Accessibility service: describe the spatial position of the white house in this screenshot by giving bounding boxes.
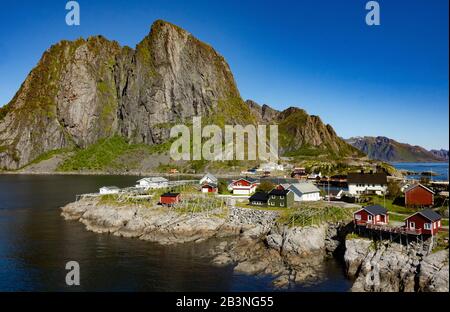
[230,178,259,195]
[136,177,169,189]
[199,173,218,185]
[258,162,284,172]
[286,183,321,202]
[99,186,120,195]
[347,171,387,196]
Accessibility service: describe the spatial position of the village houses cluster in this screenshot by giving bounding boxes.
[98,164,444,238]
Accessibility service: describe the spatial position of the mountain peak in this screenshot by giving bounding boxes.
[346,136,447,162]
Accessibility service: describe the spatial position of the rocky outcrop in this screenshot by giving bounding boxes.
[61,198,337,288]
[344,238,449,292]
[418,250,449,292]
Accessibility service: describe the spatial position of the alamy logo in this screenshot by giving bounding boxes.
[170,117,279,162]
[65,1,80,26]
[366,1,380,26]
[65,261,80,286]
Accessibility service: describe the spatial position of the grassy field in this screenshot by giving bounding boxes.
[369,196,416,214]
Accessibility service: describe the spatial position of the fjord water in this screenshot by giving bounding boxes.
[391,162,449,181]
[0,175,351,292]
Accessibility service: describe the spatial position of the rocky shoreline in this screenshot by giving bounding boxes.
[344,239,449,292]
[61,198,449,291]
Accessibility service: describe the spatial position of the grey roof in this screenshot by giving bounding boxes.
[201,172,218,183]
[138,177,169,183]
[411,209,442,222]
[201,182,218,188]
[289,183,321,195]
[404,183,435,194]
[269,189,290,196]
[249,192,269,202]
[362,205,388,216]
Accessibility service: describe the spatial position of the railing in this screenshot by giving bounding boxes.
[355,220,423,235]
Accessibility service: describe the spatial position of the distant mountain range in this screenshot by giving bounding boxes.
[346,136,448,163]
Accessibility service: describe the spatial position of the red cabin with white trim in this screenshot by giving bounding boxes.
[230,178,258,195]
[404,209,442,235]
[201,183,218,193]
[354,205,389,225]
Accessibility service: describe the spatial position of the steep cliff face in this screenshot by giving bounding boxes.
[0,36,123,169]
[1,20,359,170]
[0,20,249,169]
[346,136,446,162]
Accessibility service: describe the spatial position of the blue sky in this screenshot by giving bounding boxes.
[0,0,448,149]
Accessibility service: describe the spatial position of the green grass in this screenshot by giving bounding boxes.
[277,205,357,227]
[433,231,449,253]
[21,149,71,169]
[58,136,153,171]
[388,213,407,223]
[369,196,416,214]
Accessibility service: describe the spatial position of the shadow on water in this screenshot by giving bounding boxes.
[0,174,351,291]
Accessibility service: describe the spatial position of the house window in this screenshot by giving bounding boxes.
[280,203,284,207]
[368,215,373,223]
[271,196,276,199]
[438,221,441,227]
[280,196,284,200]
[355,214,361,220]
[434,222,437,229]
[409,222,415,229]
[424,223,431,230]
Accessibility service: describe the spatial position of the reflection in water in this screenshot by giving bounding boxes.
[0,175,351,291]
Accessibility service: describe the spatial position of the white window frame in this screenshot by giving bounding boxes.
[424,223,432,230]
[368,215,373,223]
[355,214,361,221]
[409,222,415,229]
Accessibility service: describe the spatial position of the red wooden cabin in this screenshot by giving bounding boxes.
[404,209,442,235]
[160,192,181,205]
[404,184,435,207]
[201,183,218,193]
[354,205,389,225]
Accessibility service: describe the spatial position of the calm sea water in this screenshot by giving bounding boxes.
[0,175,351,292]
[391,162,449,181]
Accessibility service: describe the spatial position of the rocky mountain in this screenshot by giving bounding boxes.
[346,136,447,162]
[248,100,362,157]
[430,149,449,161]
[0,20,360,171]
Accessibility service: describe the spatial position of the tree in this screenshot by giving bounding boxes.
[218,181,229,194]
[387,180,401,199]
[256,181,275,193]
